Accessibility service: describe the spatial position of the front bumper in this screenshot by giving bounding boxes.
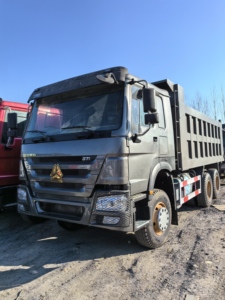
[17,185,133,232]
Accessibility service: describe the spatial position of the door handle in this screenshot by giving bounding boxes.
[153,137,158,142]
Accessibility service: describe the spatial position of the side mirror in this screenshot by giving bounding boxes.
[145,113,159,124]
[6,113,18,147]
[7,113,17,129]
[143,88,157,113]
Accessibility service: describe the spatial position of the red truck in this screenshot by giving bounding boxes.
[0,98,28,210]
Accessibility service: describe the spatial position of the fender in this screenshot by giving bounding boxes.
[148,161,173,191]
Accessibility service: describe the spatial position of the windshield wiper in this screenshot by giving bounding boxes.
[26,130,54,142]
[61,125,94,131]
[61,125,110,139]
[27,130,47,135]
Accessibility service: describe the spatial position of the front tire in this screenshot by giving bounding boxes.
[135,190,171,249]
[20,213,46,224]
[57,220,84,231]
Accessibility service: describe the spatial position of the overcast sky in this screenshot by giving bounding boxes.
[1,0,225,104]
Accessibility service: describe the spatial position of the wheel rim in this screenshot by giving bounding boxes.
[215,175,220,191]
[152,202,170,236]
[207,180,212,198]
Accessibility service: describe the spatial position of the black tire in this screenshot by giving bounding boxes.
[20,213,46,224]
[196,172,213,207]
[185,198,197,207]
[208,168,220,199]
[135,190,171,249]
[57,220,84,231]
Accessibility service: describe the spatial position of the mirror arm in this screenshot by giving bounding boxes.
[132,124,151,143]
[128,79,148,88]
[5,137,13,149]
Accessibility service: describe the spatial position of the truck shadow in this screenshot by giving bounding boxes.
[1,193,225,292]
[0,209,145,291]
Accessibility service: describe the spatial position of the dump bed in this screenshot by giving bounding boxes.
[153,80,223,171]
[177,101,223,170]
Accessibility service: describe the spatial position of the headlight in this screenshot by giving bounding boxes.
[96,194,128,212]
[17,188,27,201]
[19,160,25,179]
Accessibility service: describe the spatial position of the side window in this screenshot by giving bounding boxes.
[15,110,27,137]
[131,85,148,133]
[2,110,10,144]
[156,96,165,129]
[1,110,27,143]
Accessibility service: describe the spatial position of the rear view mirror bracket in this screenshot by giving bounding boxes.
[5,113,18,148]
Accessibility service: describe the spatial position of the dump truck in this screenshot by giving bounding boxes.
[0,98,28,210]
[17,67,223,248]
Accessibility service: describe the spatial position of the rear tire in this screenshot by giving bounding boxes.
[196,172,213,207]
[57,220,84,231]
[208,168,220,199]
[135,190,171,249]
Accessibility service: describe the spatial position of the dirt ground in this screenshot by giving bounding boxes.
[0,185,225,300]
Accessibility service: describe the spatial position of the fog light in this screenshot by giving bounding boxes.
[96,194,128,211]
[103,216,120,225]
[18,203,26,212]
[17,188,27,201]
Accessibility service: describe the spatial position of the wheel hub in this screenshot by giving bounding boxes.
[157,207,169,232]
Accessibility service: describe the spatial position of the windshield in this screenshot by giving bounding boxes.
[24,87,124,142]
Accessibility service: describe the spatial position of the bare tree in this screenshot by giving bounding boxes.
[221,85,225,122]
[210,88,218,120]
[184,87,225,122]
[188,91,211,117]
[188,91,202,111]
[202,96,210,117]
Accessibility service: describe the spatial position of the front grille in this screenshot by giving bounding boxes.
[39,182,84,189]
[38,201,84,220]
[35,156,97,163]
[25,155,105,199]
[36,169,89,176]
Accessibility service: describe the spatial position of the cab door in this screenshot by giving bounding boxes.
[128,84,160,195]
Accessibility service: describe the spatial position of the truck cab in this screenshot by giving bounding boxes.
[0,99,28,210]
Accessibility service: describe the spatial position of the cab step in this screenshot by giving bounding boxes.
[135,220,149,231]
